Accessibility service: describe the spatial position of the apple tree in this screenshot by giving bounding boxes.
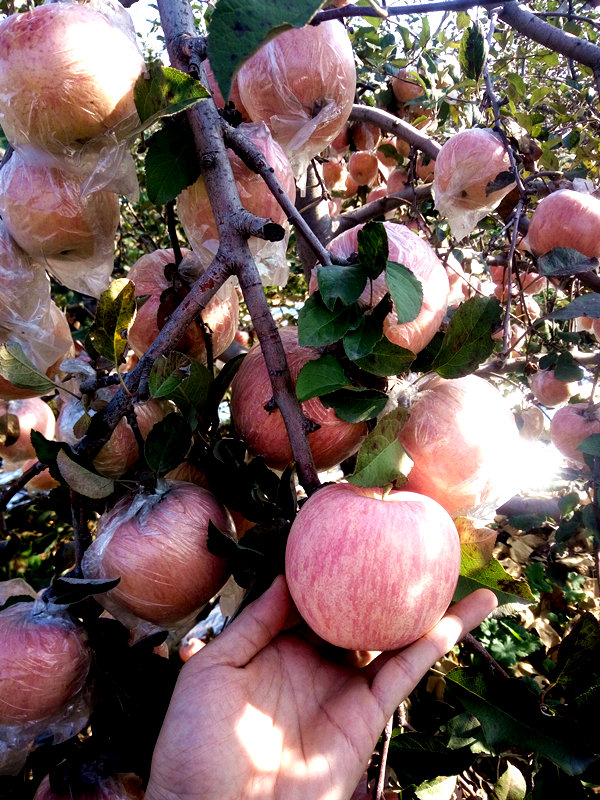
[0,0,599,797]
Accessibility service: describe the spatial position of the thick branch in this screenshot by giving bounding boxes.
[336,184,433,234]
[314,0,504,24]
[350,105,441,162]
[499,2,600,72]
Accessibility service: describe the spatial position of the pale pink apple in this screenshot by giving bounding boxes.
[285,482,460,650]
[326,222,450,354]
[550,403,600,466]
[528,189,600,258]
[397,374,521,518]
[82,480,235,628]
[0,3,144,151]
[529,369,576,408]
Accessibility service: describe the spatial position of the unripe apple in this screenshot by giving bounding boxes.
[0,397,55,469]
[529,369,576,408]
[0,601,91,726]
[285,482,460,650]
[0,151,119,283]
[56,395,167,479]
[433,128,516,241]
[82,480,235,629]
[326,222,450,354]
[397,375,521,518]
[127,249,239,363]
[550,403,600,466]
[229,327,367,471]
[236,20,356,172]
[0,3,144,151]
[528,189,600,258]
[347,150,379,187]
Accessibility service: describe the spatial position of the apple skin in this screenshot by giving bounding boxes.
[528,189,600,258]
[0,150,120,264]
[236,20,356,172]
[529,370,576,408]
[229,327,368,472]
[550,403,600,466]
[0,602,91,726]
[397,375,522,519]
[0,3,143,151]
[127,249,239,363]
[285,483,460,651]
[82,480,236,629]
[326,222,450,354]
[0,397,55,469]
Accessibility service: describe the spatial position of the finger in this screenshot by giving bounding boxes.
[368,588,497,719]
[196,574,292,669]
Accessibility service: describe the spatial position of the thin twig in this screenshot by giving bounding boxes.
[373,715,394,800]
[462,633,511,679]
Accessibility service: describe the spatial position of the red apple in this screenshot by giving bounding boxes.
[236,20,356,173]
[391,68,425,105]
[0,397,55,469]
[433,128,516,240]
[397,375,522,518]
[550,403,600,466]
[0,601,91,726]
[528,189,600,258]
[229,327,367,471]
[204,58,249,120]
[529,369,576,408]
[387,167,409,194]
[347,150,379,187]
[127,249,239,363]
[82,480,235,629]
[0,3,144,151]
[326,222,450,354]
[285,482,460,650]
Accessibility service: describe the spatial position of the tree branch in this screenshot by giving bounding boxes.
[350,105,441,161]
[336,184,433,234]
[314,0,504,24]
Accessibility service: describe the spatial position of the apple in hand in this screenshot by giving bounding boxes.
[285,482,461,651]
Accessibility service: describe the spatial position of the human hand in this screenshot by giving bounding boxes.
[144,575,497,800]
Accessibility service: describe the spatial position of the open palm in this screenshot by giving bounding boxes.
[144,576,496,800]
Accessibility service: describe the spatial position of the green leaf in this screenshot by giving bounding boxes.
[554,351,584,382]
[547,293,600,320]
[321,388,388,423]
[133,60,209,130]
[297,294,361,348]
[385,261,423,324]
[578,434,600,457]
[56,449,115,499]
[207,0,322,103]
[316,264,367,311]
[348,408,413,488]
[145,121,200,205]
[171,360,214,428]
[538,247,598,278]
[456,11,470,30]
[296,356,350,403]
[0,343,57,395]
[343,314,384,361]
[459,22,487,81]
[455,546,535,607]
[387,732,475,785]
[357,221,388,280]
[88,279,136,365]
[446,668,597,776]
[144,413,193,474]
[549,613,600,696]
[432,297,502,378]
[149,353,193,399]
[353,338,415,377]
[415,775,457,800]
[418,15,430,48]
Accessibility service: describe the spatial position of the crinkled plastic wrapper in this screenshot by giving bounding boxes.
[326,222,450,354]
[178,122,296,286]
[397,374,522,520]
[433,128,516,241]
[0,600,92,776]
[236,20,356,177]
[0,149,120,298]
[0,224,73,397]
[82,479,236,639]
[0,397,56,470]
[33,771,144,799]
[127,249,239,360]
[0,0,142,198]
[56,392,167,478]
